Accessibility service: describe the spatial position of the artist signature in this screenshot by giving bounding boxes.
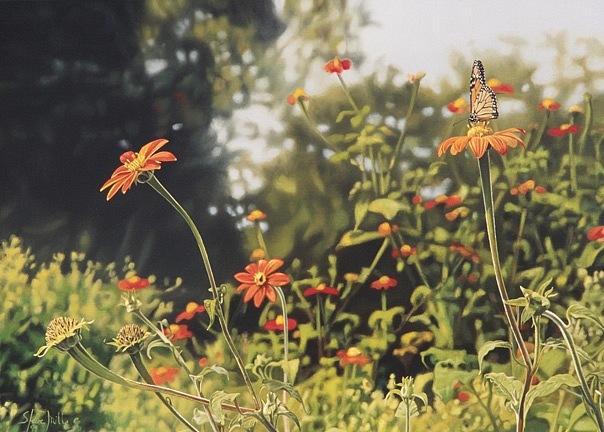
[18,407,79,432]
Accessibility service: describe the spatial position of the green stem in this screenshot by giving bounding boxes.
[275,286,290,432]
[297,100,340,153]
[530,110,550,150]
[144,174,261,410]
[510,207,528,285]
[543,310,604,431]
[129,352,200,432]
[384,79,421,191]
[568,120,577,194]
[316,296,324,359]
[368,146,379,197]
[577,93,592,155]
[381,291,387,311]
[255,221,269,256]
[467,382,501,432]
[478,152,533,432]
[405,398,411,432]
[337,73,359,112]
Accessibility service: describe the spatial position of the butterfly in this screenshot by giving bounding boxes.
[468,59,499,123]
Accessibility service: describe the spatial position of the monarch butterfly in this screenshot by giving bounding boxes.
[468,60,498,123]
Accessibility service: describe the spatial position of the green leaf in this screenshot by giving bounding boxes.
[410,285,432,307]
[197,364,230,382]
[277,410,302,431]
[368,307,405,331]
[209,390,240,425]
[336,229,383,249]
[335,109,357,123]
[504,202,524,214]
[394,400,421,420]
[567,304,604,332]
[367,198,406,219]
[484,372,522,412]
[354,200,370,230]
[574,242,604,268]
[329,151,350,164]
[204,298,217,330]
[263,378,304,404]
[525,374,580,411]
[477,340,513,374]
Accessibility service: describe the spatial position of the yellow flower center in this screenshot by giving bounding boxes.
[316,283,326,291]
[254,271,267,286]
[467,122,493,138]
[378,275,390,285]
[347,347,362,357]
[275,315,285,325]
[186,302,199,313]
[125,153,145,172]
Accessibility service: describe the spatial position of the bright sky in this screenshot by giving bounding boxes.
[360,0,604,89]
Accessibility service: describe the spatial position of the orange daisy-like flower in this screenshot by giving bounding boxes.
[538,98,561,111]
[378,222,393,237]
[447,98,468,115]
[438,122,526,159]
[400,244,418,257]
[246,209,267,221]
[117,275,150,291]
[263,315,298,332]
[323,56,352,74]
[445,207,469,221]
[371,275,398,291]
[175,302,206,323]
[486,78,514,94]
[337,347,371,366]
[587,226,604,242]
[163,324,193,341]
[449,242,480,264]
[234,259,290,308]
[149,366,179,385]
[412,195,423,205]
[100,139,177,201]
[287,88,310,106]
[303,283,339,297]
[547,124,580,138]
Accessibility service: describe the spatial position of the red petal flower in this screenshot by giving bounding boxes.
[117,275,150,291]
[100,139,176,201]
[447,98,467,115]
[148,366,179,385]
[450,242,480,264]
[234,259,290,308]
[323,57,352,74]
[175,302,206,323]
[487,78,514,94]
[263,315,298,332]
[587,226,604,242]
[337,347,371,366]
[537,98,561,111]
[303,283,339,297]
[547,124,580,138]
[164,324,193,341]
[287,88,309,106]
[370,275,398,291]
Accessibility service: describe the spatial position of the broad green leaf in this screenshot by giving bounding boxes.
[368,306,405,331]
[410,285,432,307]
[263,378,304,404]
[567,303,604,331]
[368,198,406,219]
[484,372,522,412]
[477,340,513,374]
[574,242,604,268]
[504,202,524,214]
[209,390,240,425]
[278,410,302,431]
[394,400,421,420]
[329,151,350,164]
[525,374,580,411]
[336,229,382,249]
[354,200,370,230]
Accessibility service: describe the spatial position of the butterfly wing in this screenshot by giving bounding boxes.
[469,60,499,123]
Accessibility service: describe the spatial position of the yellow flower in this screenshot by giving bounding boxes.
[438,122,525,159]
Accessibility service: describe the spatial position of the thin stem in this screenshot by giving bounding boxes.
[316,296,324,359]
[129,352,200,432]
[275,286,291,432]
[467,382,501,432]
[543,310,604,431]
[510,207,528,285]
[297,100,340,153]
[337,73,359,112]
[145,174,261,409]
[381,291,387,311]
[568,120,578,194]
[255,221,269,257]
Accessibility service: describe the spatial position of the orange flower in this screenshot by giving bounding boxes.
[538,98,561,111]
[456,392,470,402]
[486,78,514,94]
[246,209,267,221]
[447,98,468,115]
[412,195,423,205]
[303,283,339,297]
[371,275,398,291]
[445,195,462,207]
[100,139,176,201]
[323,56,352,74]
[378,222,392,237]
[263,315,298,332]
[587,226,604,242]
[175,302,206,323]
[234,259,290,307]
[400,244,417,257]
[287,88,309,106]
[148,366,179,385]
[438,122,525,159]
[117,275,150,291]
[249,248,266,261]
[163,324,193,341]
[535,186,547,194]
[547,124,580,137]
[445,207,469,221]
[450,242,480,264]
[337,347,371,366]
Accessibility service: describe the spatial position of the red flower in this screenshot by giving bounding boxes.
[100,139,177,201]
[371,275,398,291]
[538,98,561,111]
[445,207,469,221]
[412,195,423,205]
[148,366,179,385]
[234,259,290,307]
[486,78,514,94]
[337,347,371,366]
[456,392,470,403]
[164,324,193,341]
[246,209,267,221]
[175,302,206,323]
[587,226,604,242]
[450,242,480,264]
[447,98,467,115]
[400,244,417,257]
[535,186,547,194]
[547,124,580,138]
[117,275,150,291]
[445,195,463,207]
[263,315,298,332]
[323,57,352,74]
[303,283,339,297]
[287,88,309,106]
